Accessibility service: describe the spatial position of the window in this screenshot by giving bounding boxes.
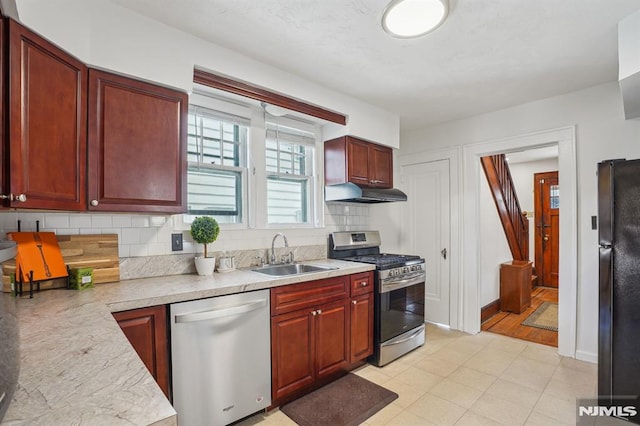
[185,86,323,229]
[187,104,248,224]
[265,121,316,225]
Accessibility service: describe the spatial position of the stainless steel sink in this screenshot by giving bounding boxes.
[251,263,337,276]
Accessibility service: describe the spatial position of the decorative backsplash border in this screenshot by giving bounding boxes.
[119,244,327,280]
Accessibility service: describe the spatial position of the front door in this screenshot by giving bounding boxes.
[401,159,451,325]
[534,171,559,287]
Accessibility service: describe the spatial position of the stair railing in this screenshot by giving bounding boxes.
[480,154,529,261]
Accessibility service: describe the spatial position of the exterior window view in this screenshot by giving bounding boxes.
[2,1,640,425]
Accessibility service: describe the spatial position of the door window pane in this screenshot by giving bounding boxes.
[550,184,559,209]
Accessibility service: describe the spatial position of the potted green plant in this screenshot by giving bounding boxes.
[190,216,220,275]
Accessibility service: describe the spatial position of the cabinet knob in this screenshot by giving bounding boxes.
[311,310,317,316]
[352,300,357,305]
[361,281,368,287]
[316,309,322,315]
[1,193,27,202]
[90,199,99,207]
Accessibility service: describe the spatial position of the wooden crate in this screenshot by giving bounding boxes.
[2,234,119,292]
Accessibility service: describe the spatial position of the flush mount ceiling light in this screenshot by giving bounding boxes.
[382,0,448,38]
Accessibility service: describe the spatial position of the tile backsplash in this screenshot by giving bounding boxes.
[0,203,369,260]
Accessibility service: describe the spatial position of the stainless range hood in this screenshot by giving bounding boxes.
[324,182,407,203]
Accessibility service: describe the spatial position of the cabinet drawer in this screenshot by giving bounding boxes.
[271,276,349,316]
[350,272,373,297]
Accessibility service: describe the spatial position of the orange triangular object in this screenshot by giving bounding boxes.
[8,232,68,282]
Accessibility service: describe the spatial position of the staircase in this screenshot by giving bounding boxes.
[481,154,529,262]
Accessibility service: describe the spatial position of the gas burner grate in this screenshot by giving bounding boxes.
[346,253,421,267]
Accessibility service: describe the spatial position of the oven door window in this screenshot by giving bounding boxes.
[379,282,425,342]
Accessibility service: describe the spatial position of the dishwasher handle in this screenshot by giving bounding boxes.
[174,298,267,323]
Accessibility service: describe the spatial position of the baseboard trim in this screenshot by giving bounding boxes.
[481,299,501,323]
[575,350,598,364]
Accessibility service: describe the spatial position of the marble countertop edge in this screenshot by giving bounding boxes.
[2,259,375,426]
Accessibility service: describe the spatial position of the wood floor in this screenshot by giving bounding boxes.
[481,286,558,347]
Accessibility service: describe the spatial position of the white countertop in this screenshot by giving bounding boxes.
[2,259,374,426]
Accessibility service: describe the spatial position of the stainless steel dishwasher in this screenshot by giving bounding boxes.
[170,289,271,426]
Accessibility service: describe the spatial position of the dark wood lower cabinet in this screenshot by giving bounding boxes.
[270,273,373,404]
[113,305,170,399]
[315,299,349,378]
[271,307,315,401]
[350,292,374,364]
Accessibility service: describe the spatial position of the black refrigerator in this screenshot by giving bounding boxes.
[598,159,640,423]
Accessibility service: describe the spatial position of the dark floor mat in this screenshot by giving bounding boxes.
[280,373,398,426]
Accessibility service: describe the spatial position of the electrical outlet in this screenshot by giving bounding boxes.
[172,233,183,251]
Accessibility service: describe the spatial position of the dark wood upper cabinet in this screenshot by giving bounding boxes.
[7,19,87,210]
[87,69,187,213]
[113,305,171,400]
[324,136,393,189]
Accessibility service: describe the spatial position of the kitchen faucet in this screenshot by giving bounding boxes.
[271,233,293,264]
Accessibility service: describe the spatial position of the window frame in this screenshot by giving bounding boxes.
[184,91,251,229]
[180,87,325,231]
[259,115,323,229]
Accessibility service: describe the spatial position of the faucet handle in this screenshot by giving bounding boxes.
[254,255,266,267]
[280,252,295,264]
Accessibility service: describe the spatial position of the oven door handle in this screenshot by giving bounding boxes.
[381,272,425,292]
[381,326,425,347]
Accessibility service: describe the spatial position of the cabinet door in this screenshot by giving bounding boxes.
[271,308,315,401]
[370,144,393,188]
[8,20,87,210]
[113,305,170,399]
[315,299,349,379]
[350,293,374,364]
[87,69,187,213]
[346,138,371,186]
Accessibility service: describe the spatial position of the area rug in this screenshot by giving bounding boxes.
[280,373,398,426]
[521,302,558,331]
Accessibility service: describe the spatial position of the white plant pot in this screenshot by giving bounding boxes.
[194,256,216,276]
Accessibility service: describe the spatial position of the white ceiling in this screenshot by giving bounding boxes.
[112,0,640,131]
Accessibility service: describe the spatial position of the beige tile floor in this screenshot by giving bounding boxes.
[239,323,599,425]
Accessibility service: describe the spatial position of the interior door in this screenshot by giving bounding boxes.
[534,171,559,287]
[401,159,451,325]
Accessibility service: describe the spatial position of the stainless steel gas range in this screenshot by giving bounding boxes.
[329,231,426,366]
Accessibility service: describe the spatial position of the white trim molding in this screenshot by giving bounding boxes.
[462,126,578,358]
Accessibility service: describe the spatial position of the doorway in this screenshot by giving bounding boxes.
[462,126,577,358]
[534,171,560,288]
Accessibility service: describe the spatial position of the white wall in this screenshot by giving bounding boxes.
[14,0,400,148]
[478,177,511,307]
[393,81,640,361]
[619,9,640,80]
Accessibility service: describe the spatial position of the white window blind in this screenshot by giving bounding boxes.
[265,121,315,224]
[187,106,248,223]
